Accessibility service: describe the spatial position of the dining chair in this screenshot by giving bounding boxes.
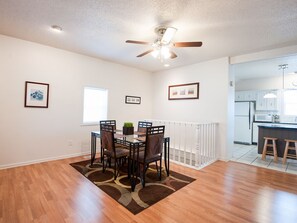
[131,125,165,187]
[137,121,153,133]
[100,124,129,180]
[100,120,116,131]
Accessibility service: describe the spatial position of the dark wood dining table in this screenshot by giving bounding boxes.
[90,131,170,191]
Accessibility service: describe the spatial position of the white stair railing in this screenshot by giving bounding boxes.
[146,119,218,169]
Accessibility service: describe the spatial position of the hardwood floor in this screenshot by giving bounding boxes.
[1,156,297,223]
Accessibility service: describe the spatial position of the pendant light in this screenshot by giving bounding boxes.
[263,92,277,98]
[263,64,288,98]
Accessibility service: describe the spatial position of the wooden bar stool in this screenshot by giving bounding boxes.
[282,139,297,164]
[261,137,278,162]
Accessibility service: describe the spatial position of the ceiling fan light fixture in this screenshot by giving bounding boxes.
[161,27,177,44]
[126,26,202,60]
[160,47,171,59]
[151,50,159,58]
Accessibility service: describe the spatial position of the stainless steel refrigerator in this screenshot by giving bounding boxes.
[234,101,255,144]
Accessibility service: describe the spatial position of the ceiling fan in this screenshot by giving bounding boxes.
[125,26,203,60]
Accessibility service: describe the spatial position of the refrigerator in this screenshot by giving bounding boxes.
[234,101,255,144]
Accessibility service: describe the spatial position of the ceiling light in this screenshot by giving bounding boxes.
[263,64,288,98]
[51,25,62,32]
[161,27,177,45]
[160,47,171,59]
[151,50,159,58]
[164,64,170,67]
[263,93,277,98]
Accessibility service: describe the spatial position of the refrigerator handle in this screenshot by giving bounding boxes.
[248,105,251,129]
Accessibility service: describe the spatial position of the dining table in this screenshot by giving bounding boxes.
[90,130,170,191]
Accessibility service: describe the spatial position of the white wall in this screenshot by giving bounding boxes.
[152,57,232,160]
[0,35,153,168]
[235,74,297,91]
[230,44,297,65]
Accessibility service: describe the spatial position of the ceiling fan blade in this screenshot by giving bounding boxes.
[126,40,150,45]
[170,51,177,59]
[173,42,203,47]
[137,49,154,57]
[161,27,177,45]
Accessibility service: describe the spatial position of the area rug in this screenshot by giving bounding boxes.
[70,159,195,214]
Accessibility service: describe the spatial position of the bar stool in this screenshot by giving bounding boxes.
[261,137,278,162]
[282,139,297,164]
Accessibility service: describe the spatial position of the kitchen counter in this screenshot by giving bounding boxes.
[258,123,297,129]
[258,124,297,157]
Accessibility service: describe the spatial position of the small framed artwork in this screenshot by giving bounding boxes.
[24,81,49,108]
[125,95,141,104]
[168,82,199,100]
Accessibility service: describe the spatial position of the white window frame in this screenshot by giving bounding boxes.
[283,89,297,116]
[82,86,108,125]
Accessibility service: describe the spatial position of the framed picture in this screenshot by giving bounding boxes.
[168,82,199,100]
[125,95,141,104]
[24,81,49,108]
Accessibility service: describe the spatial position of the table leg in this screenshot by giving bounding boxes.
[164,138,170,176]
[100,145,103,163]
[128,143,132,179]
[91,133,96,165]
[130,143,140,192]
[130,144,136,191]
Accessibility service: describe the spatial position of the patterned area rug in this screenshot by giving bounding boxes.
[70,159,195,215]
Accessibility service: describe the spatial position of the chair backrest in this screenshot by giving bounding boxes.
[100,120,116,131]
[100,124,115,153]
[138,121,153,133]
[144,126,165,161]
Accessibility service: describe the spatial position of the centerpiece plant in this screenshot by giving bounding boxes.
[123,122,134,135]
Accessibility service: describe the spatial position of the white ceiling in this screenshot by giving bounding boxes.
[0,0,297,72]
[233,54,297,81]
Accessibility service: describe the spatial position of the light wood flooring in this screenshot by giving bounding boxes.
[1,156,297,223]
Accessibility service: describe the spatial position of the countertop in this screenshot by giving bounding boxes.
[258,123,297,129]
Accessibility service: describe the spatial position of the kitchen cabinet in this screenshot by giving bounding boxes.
[235,91,245,101]
[245,91,257,101]
[235,91,256,101]
[253,122,269,144]
[235,90,278,111]
[258,124,297,157]
[256,90,278,111]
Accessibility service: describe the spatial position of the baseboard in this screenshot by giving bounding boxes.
[218,158,230,162]
[0,151,90,169]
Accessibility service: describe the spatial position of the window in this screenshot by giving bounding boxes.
[283,90,297,116]
[83,87,108,124]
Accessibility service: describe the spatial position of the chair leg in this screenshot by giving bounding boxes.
[262,139,268,161]
[295,142,297,160]
[272,139,278,162]
[127,158,131,178]
[159,158,162,180]
[142,164,146,187]
[283,141,289,164]
[102,155,106,173]
[113,158,117,180]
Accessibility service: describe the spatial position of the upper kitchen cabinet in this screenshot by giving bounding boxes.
[235,91,257,101]
[256,90,278,111]
[245,91,257,101]
[235,90,279,111]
